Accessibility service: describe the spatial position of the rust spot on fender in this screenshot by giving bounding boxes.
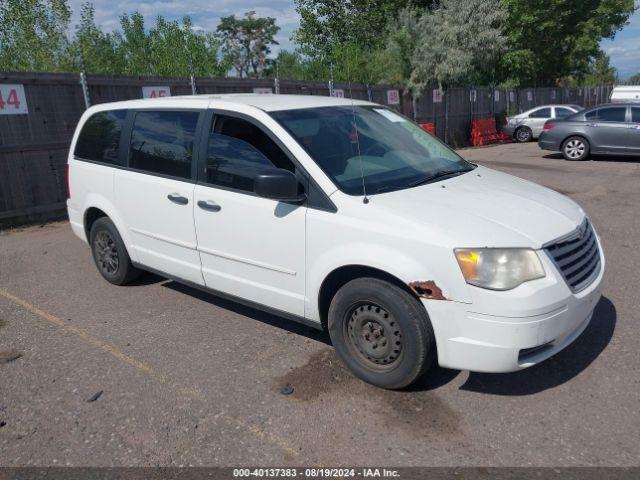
[408,281,448,300]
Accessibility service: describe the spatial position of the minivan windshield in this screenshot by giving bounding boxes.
[270,106,474,195]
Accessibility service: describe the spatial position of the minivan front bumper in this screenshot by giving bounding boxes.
[424,244,604,373]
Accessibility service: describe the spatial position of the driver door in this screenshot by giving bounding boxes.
[193,112,307,317]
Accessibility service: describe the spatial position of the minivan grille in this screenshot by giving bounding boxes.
[545,219,601,292]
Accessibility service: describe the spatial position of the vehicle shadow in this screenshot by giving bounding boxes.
[457,296,616,396]
[162,280,331,345]
[129,272,166,286]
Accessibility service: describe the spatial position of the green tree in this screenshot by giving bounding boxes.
[216,11,280,78]
[118,12,152,75]
[377,7,422,90]
[582,50,617,85]
[0,0,72,71]
[410,0,507,90]
[500,0,636,86]
[67,2,122,73]
[293,0,437,60]
[629,73,640,84]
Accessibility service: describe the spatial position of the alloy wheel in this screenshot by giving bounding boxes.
[94,230,119,275]
[564,139,586,159]
[516,129,531,142]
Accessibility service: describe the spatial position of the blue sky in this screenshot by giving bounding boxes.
[68,0,640,79]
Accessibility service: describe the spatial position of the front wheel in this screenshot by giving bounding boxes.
[328,278,436,389]
[562,136,590,161]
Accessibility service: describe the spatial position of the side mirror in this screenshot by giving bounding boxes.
[254,168,306,203]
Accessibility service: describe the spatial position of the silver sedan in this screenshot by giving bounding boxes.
[503,104,584,142]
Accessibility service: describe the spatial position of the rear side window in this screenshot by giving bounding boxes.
[204,115,295,192]
[585,107,626,122]
[632,108,640,123]
[555,107,574,119]
[529,108,551,118]
[129,110,199,180]
[75,110,127,164]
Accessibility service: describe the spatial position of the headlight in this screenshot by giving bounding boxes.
[454,248,545,290]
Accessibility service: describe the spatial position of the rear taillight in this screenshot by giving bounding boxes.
[543,124,555,131]
[502,117,509,125]
[66,163,70,199]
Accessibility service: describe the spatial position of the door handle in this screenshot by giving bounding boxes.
[197,200,221,212]
[167,193,189,205]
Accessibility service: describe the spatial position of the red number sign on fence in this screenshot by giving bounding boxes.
[0,85,28,114]
[142,86,171,98]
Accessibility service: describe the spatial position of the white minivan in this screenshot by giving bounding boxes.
[67,94,604,389]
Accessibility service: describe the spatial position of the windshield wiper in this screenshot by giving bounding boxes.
[407,169,470,188]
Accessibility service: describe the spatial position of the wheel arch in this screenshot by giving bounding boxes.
[317,265,423,331]
[81,194,137,262]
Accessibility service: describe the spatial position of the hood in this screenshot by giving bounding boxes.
[368,166,585,248]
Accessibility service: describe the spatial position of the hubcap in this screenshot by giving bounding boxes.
[517,129,530,141]
[565,140,585,159]
[94,230,119,275]
[346,303,403,368]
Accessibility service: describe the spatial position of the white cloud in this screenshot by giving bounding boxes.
[66,0,300,52]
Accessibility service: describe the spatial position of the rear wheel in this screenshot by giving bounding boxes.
[328,278,435,389]
[89,217,141,285]
[562,136,590,161]
[515,127,532,143]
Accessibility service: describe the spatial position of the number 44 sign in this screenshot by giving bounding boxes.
[0,84,28,115]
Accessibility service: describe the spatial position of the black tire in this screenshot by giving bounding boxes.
[328,278,436,389]
[515,127,532,143]
[89,217,141,285]
[562,136,590,161]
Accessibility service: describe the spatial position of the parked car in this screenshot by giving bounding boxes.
[610,85,640,103]
[503,104,584,142]
[67,94,604,389]
[539,103,640,160]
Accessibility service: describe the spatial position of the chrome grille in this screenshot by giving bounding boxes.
[545,219,601,292]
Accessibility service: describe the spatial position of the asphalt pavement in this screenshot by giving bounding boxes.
[1,142,639,467]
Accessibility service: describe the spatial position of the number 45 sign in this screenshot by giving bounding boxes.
[0,84,28,115]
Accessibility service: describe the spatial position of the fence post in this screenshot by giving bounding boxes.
[190,75,197,95]
[444,89,449,144]
[411,93,417,121]
[274,77,280,95]
[367,85,372,103]
[79,71,91,109]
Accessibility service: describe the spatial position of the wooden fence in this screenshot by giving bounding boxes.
[0,71,614,226]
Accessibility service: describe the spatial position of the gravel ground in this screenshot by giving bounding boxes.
[0,142,639,467]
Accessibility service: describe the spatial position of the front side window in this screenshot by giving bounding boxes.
[585,107,626,122]
[75,109,127,164]
[270,106,473,195]
[529,108,551,118]
[129,110,199,179]
[205,115,295,192]
[631,107,640,123]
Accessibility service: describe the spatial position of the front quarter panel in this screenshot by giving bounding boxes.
[304,200,472,323]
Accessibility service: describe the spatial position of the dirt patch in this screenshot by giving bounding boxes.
[0,318,6,330]
[273,348,461,438]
